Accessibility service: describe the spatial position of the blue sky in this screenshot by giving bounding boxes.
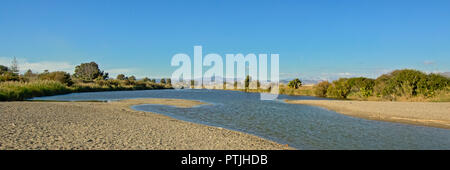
[1,0,449,80]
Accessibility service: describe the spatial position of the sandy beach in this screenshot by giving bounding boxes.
[286,100,450,129]
[0,98,291,150]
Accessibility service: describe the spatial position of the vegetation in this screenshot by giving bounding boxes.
[287,78,302,89]
[232,69,449,102]
[0,59,172,101]
[0,80,70,101]
[314,81,330,97]
[38,71,73,86]
[73,62,108,81]
[314,69,449,101]
[0,56,448,102]
[326,78,351,99]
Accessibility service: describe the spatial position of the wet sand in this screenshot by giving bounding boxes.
[286,100,450,129]
[0,98,291,150]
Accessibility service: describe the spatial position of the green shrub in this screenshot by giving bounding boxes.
[314,81,330,97]
[347,77,375,98]
[0,72,19,82]
[38,71,73,86]
[326,78,351,99]
[288,78,302,89]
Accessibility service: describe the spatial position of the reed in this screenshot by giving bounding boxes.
[0,80,71,101]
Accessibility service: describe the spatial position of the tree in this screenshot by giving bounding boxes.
[314,81,330,97]
[24,69,33,77]
[244,75,251,89]
[160,78,166,84]
[129,76,136,81]
[0,72,19,82]
[116,74,126,80]
[151,79,156,83]
[380,69,427,98]
[10,56,19,74]
[425,73,449,96]
[166,78,172,85]
[288,78,302,89]
[73,62,107,81]
[326,78,351,99]
[38,71,73,86]
[142,77,150,82]
[347,77,375,98]
[190,80,195,88]
[0,65,8,74]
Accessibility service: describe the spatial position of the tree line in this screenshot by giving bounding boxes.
[0,61,172,86]
[0,59,173,101]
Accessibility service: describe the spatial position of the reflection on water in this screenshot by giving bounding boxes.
[33,89,450,149]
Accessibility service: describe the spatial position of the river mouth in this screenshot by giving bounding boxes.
[33,89,450,149]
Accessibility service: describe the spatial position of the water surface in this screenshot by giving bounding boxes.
[33,89,450,149]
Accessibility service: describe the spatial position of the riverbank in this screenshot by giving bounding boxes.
[0,98,291,150]
[0,80,172,101]
[285,100,450,129]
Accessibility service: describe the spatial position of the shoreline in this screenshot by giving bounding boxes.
[285,100,450,129]
[0,98,292,150]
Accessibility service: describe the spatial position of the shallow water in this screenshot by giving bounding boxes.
[33,89,450,149]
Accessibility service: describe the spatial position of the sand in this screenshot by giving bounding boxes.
[286,100,450,129]
[0,98,291,150]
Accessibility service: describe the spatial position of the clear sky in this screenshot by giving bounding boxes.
[1,0,449,80]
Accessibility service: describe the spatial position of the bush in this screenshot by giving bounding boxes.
[314,81,330,97]
[116,74,126,80]
[288,78,302,89]
[347,77,375,98]
[38,71,73,86]
[425,73,450,96]
[0,72,19,82]
[326,78,351,99]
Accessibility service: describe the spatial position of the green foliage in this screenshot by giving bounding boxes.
[116,74,126,80]
[347,77,375,98]
[0,65,9,74]
[375,69,429,99]
[38,71,73,86]
[142,77,150,82]
[0,61,172,101]
[425,73,450,96]
[326,78,351,99]
[128,76,136,81]
[313,69,449,101]
[160,78,166,84]
[0,72,19,82]
[0,80,70,101]
[166,78,171,85]
[314,81,330,97]
[73,62,107,81]
[288,78,302,89]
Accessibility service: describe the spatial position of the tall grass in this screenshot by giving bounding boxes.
[0,80,172,101]
[0,80,71,101]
